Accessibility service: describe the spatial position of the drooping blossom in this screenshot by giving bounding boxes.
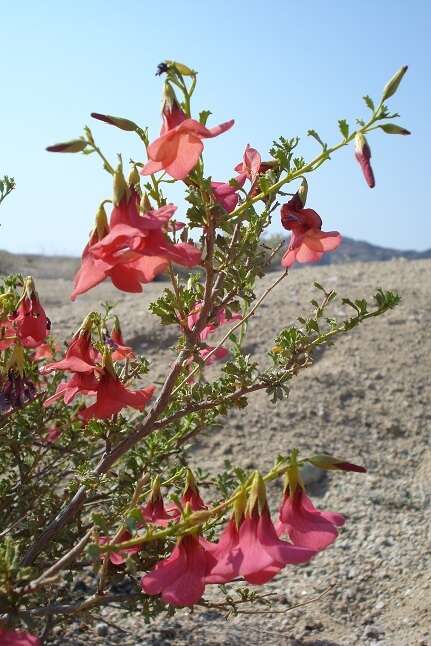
[72,182,200,300]
[44,371,100,408]
[141,533,217,606]
[10,278,50,348]
[33,342,59,361]
[141,476,178,526]
[78,368,155,422]
[277,486,345,551]
[141,86,234,180]
[107,317,134,362]
[206,475,316,586]
[40,324,98,375]
[185,302,241,367]
[0,627,41,646]
[70,200,170,300]
[98,530,141,565]
[354,133,375,188]
[211,177,245,213]
[280,194,341,268]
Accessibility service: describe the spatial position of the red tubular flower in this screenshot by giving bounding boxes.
[44,371,99,407]
[280,195,341,268]
[355,133,375,188]
[0,370,37,414]
[109,317,134,361]
[211,180,243,213]
[187,301,241,342]
[141,88,234,180]
[206,475,316,586]
[98,530,141,565]
[0,628,41,646]
[10,279,50,348]
[71,201,169,300]
[141,477,177,526]
[78,369,155,421]
[277,487,345,551]
[40,326,98,375]
[141,533,217,606]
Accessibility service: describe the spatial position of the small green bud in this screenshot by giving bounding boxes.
[381,65,408,101]
[378,124,411,135]
[46,139,87,153]
[91,113,138,131]
[113,165,129,206]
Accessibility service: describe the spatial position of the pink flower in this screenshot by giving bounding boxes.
[187,302,241,342]
[277,487,345,551]
[141,476,178,526]
[98,530,141,565]
[355,133,375,188]
[280,195,341,268]
[40,329,98,375]
[0,628,40,646]
[10,281,50,349]
[211,177,245,213]
[108,318,134,362]
[141,98,234,180]
[207,506,316,585]
[78,370,155,421]
[234,145,276,196]
[44,371,99,407]
[234,144,262,184]
[141,533,217,606]
[71,199,170,300]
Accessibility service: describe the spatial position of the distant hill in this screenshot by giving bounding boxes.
[0,237,429,280]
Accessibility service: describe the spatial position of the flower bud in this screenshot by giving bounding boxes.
[113,165,129,206]
[307,453,367,473]
[91,113,138,132]
[127,166,140,189]
[378,124,411,136]
[381,65,408,102]
[166,60,196,76]
[46,139,87,153]
[297,178,308,207]
[95,203,109,239]
[140,193,152,213]
[354,133,375,188]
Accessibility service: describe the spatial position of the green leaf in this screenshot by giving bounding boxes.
[307,129,326,149]
[363,95,375,111]
[199,110,212,126]
[338,119,349,139]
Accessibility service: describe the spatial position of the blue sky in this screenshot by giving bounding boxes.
[0,0,429,255]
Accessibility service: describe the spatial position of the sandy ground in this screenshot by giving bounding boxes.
[35,258,430,646]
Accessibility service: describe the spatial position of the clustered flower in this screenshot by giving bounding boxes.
[95,457,365,607]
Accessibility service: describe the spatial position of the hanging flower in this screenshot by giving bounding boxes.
[206,475,316,585]
[280,194,341,268]
[10,278,50,348]
[141,476,178,526]
[98,530,142,565]
[277,486,345,551]
[141,533,217,606]
[108,317,135,362]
